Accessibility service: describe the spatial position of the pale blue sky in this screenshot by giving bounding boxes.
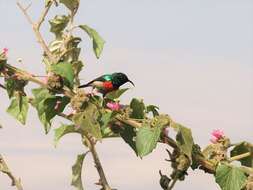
[0,1,253,190]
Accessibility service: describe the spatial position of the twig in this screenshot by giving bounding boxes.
[0,154,23,190]
[5,63,47,87]
[84,135,112,190]
[4,63,75,98]
[240,166,253,175]
[16,2,33,25]
[168,177,177,190]
[0,83,6,89]
[16,2,56,63]
[115,115,142,128]
[229,152,251,162]
[37,1,52,29]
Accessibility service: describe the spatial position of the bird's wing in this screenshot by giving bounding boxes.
[79,74,111,88]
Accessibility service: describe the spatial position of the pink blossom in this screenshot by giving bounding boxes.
[3,48,8,56]
[210,129,224,143]
[106,102,121,111]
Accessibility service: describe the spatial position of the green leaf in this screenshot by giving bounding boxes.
[60,0,79,11]
[5,78,16,98]
[231,142,253,167]
[79,25,105,59]
[105,88,129,100]
[72,103,102,139]
[51,62,74,87]
[71,152,88,190]
[49,15,70,37]
[72,61,84,78]
[59,37,81,63]
[54,124,79,146]
[152,114,170,128]
[134,115,169,157]
[32,88,54,133]
[136,125,161,157]
[176,124,194,161]
[49,39,63,56]
[100,111,113,130]
[191,144,204,170]
[32,88,70,133]
[215,164,247,190]
[146,105,159,116]
[130,98,146,119]
[7,96,29,125]
[120,125,137,155]
[5,78,27,98]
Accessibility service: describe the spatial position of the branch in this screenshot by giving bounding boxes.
[37,1,52,29]
[16,2,33,25]
[5,63,47,87]
[115,115,142,128]
[229,152,251,162]
[0,154,23,190]
[168,177,178,190]
[4,63,75,97]
[16,2,57,63]
[84,135,112,190]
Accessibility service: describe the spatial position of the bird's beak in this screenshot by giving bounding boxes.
[128,80,135,86]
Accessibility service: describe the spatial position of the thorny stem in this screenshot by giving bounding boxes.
[0,155,23,190]
[84,135,112,190]
[49,111,112,190]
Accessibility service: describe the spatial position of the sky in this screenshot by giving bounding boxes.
[0,0,253,190]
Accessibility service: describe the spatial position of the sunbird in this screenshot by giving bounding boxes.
[78,72,134,96]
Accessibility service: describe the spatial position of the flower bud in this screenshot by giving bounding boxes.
[210,129,224,143]
[47,73,64,90]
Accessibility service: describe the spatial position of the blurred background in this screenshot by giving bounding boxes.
[0,0,253,189]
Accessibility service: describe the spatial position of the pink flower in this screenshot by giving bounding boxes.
[210,129,224,143]
[3,48,8,56]
[106,102,121,111]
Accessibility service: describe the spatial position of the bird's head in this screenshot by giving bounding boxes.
[112,72,135,88]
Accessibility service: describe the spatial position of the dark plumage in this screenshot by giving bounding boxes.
[79,72,134,96]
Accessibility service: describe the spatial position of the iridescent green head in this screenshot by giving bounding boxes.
[111,72,134,88]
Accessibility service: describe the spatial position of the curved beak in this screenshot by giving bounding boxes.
[128,80,135,87]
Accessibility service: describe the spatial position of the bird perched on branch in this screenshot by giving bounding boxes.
[78,72,134,96]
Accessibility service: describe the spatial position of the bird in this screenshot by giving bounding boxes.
[78,72,134,96]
